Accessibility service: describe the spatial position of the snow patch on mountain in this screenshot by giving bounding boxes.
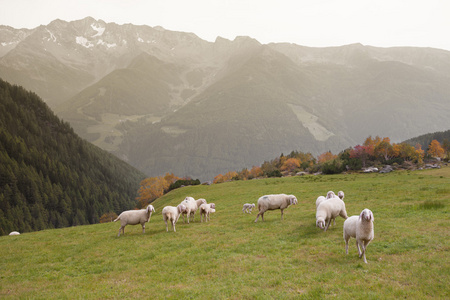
[97,39,117,48]
[91,23,105,37]
[76,36,94,48]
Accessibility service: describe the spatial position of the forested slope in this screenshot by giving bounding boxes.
[0,79,146,235]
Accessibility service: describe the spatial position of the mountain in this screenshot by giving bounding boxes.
[1,17,450,181]
[0,79,146,235]
[403,129,450,150]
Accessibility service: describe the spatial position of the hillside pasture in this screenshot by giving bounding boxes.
[1,168,449,298]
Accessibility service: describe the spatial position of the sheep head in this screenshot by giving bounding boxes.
[178,204,187,214]
[289,195,298,205]
[316,218,325,229]
[359,209,374,222]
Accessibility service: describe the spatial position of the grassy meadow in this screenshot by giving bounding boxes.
[1,167,449,299]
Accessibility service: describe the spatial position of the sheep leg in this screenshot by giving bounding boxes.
[356,240,362,257]
[324,219,331,231]
[254,212,262,222]
[165,220,169,232]
[142,224,145,234]
[117,226,124,237]
[172,220,176,232]
[280,209,284,220]
[344,236,350,254]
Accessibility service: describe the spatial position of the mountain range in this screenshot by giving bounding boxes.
[1,17,449,180]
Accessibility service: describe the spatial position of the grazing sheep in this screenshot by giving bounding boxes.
[9,231,20,236]
[162,204,187,232]
[199,203,216,222]
[254,194,298,222]
[316,198,348,231]
[343,209,374,263]
[338,191,345,200]
[114,204,156,237]
[242,203,256,213]
[315,196,326,208]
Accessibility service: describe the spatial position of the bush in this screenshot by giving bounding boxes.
[265,170,283,178]
[169,179,201,191]
[321,159,345,174]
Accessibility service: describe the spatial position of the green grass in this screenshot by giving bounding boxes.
[1,168,449,299]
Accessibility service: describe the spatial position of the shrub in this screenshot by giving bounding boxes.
[321,158,345,174]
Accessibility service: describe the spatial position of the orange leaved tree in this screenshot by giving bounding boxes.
[427,140,445,159]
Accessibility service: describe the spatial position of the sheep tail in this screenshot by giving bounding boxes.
[113,216,120,222]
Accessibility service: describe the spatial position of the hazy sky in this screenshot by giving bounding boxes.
[1,0,449,50]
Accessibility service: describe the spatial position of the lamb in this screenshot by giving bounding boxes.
[254,194,298,222]
[114,204,156,237]
[242,203,256,213]
[9,231,20,236]
[199,203,216,222]
[316,197,348,231]
[162,204,187,232]
[343,209,374,263]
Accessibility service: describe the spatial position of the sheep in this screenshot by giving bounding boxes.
[254,194,298,222]
[199,203,216,222]
[343,209,374,263]
[9,231,20,236]
[180,197,203,223]
[114,204,155,237]
[242,203,256,213]
[194,198,207,221]
[316,198,348,231]
[338,191,345,200]
[162,204,187,232]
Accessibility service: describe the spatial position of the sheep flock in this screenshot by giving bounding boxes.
[109,188,374,263]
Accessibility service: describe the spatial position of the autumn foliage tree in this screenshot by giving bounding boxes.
[137,173,180,207]
[280,158,301,173]
[427,139,445,158]
[317,151,337,163]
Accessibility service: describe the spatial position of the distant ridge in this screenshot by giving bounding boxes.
[1,17,450,181]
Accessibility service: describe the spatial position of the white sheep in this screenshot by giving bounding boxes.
[343,209,374,263]
[242,203,256,213]
[9,231,20,236]
[316,198,348,231]
[193,198,207,221]
[199,203,216,222]
[180,197,203,223]
[254,194,298,222]
[114,204,156,237]
[162,204,187,232]
[338,191,345,200]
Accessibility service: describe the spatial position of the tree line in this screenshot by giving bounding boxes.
[136,134,449,205]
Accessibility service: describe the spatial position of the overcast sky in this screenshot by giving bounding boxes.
[1,0,449,51]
